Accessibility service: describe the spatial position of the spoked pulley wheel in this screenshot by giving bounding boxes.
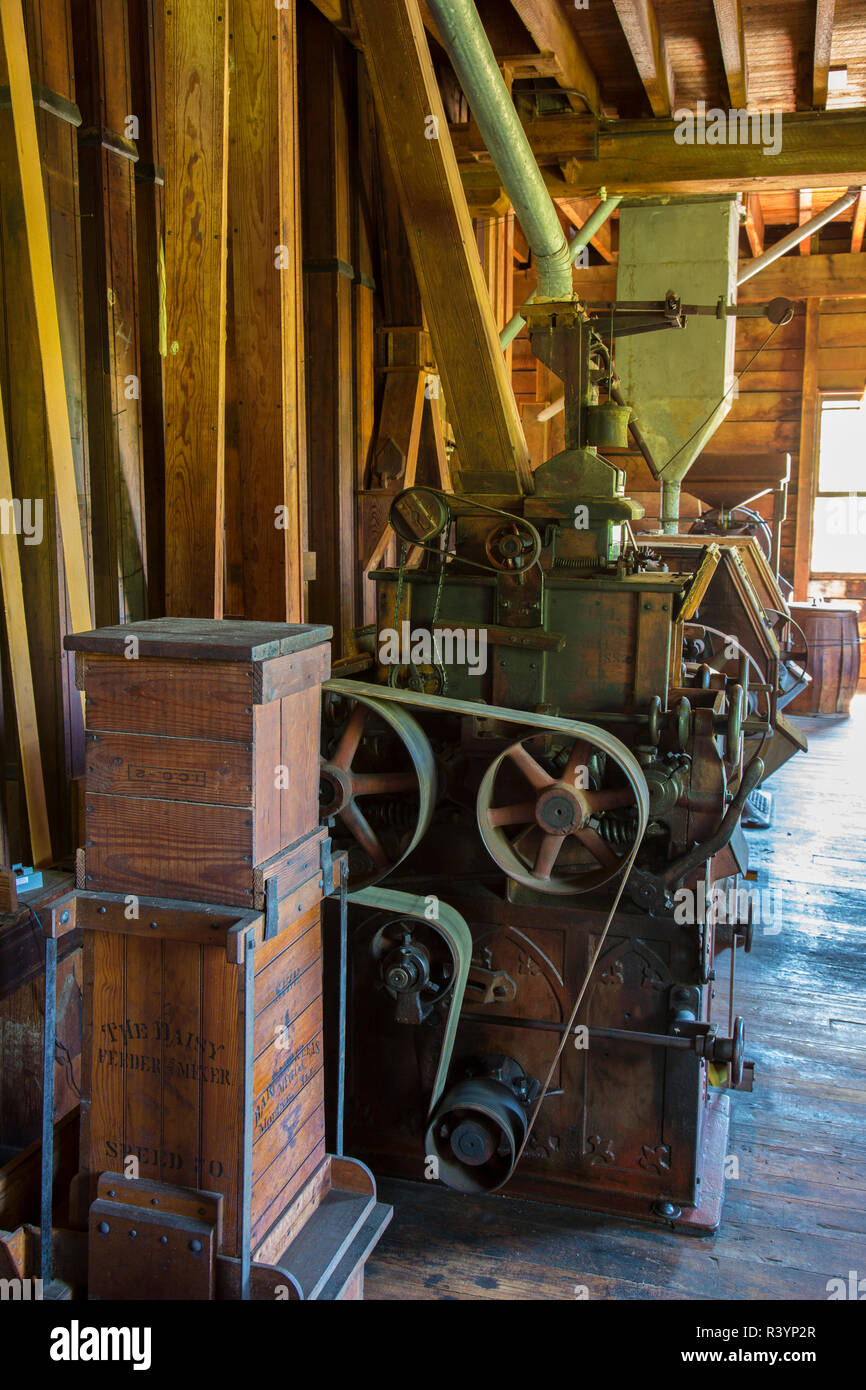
[319,689,436,889]
[477,725,649,895]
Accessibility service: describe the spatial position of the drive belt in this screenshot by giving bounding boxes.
[347,887,472,1117]
[327,679,651,1164]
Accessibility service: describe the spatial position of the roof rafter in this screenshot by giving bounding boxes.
[509,0,601,116]
[611,0,675,117]
[712,0,748,109]
[813,0,836,109]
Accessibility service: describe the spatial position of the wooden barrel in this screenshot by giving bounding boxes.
[787,601,861,716]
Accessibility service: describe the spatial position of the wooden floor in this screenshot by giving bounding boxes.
[365,703,866,1300]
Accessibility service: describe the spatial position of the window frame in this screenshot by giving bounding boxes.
[809,389,866,579]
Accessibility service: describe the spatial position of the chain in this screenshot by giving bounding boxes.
[386,541,408,689]
[429,534,448,695]
[388,536,450,695]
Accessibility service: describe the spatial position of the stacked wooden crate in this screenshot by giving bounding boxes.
[42,618,390,1299]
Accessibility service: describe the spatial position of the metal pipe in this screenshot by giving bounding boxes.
[426,0,573,302]
[500,196,623,348]
[660,478,681,535]
[737,188,858,285]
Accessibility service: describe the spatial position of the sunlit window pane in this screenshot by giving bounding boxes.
[817,397,866,493]
[811,496,866,573]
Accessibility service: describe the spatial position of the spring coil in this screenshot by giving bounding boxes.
[365,799,420,829]
[598,812,638,848]
[553,555,599,570]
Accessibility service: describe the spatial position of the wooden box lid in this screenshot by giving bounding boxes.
[65,617,332,662]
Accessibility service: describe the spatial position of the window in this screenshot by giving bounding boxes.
[810,395,866,574]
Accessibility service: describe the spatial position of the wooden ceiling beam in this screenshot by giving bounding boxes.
[509,0,602,116]
[611,0,675,117]
[851,187,866,253]
[712,0,748,109]
[813,0,836,110]
[454,109,866,199]
[308,0,350,26]
[743,194,764,257]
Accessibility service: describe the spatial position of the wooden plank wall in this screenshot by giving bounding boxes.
[704,298,866,594]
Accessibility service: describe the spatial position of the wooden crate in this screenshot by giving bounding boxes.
[51,879,332,1261]
[66,618,332,907]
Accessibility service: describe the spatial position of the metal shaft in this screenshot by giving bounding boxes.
[737,188,858,285]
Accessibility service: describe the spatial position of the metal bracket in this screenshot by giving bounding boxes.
[320,834,334,897]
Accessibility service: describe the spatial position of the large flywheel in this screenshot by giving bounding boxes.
[319,688,436,889]
[477,726,649,894]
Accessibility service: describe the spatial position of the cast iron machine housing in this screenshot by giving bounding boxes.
[322,296,798,1233]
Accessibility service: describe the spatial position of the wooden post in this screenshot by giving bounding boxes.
[300,5,356,651]
[229,0,307,623]
[129,0,167,618]
[794,300,821,601]
[0,0,90,859]
[351,0,531,496]
[0,376,52,866]
[163,0,230,618]
[0,0,93,638]
[73,0,147,627]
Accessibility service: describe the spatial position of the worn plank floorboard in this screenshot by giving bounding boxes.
[365,702,866,1300]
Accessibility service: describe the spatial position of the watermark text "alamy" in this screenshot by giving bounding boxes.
[674,102,782,157]
[378,621,487,677]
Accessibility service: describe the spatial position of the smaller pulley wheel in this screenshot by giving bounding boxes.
[730,1017,745,1088]
[425,1076,529,1193]
[369,915,456,1026]
[477,727,649,895]
[484,519,541,573]
[389,487,451,545]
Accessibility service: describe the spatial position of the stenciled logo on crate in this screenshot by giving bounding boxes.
[254,1036,322,1139]
[127,764,207,787]
[96,1019,231,1086]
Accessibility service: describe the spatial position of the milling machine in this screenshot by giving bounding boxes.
[319,2,807,1233]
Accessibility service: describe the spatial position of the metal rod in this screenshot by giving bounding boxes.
[336,856,347,1159]
[737,188,859,285]
[41,932,57,1285]
[241,933,255,1301]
